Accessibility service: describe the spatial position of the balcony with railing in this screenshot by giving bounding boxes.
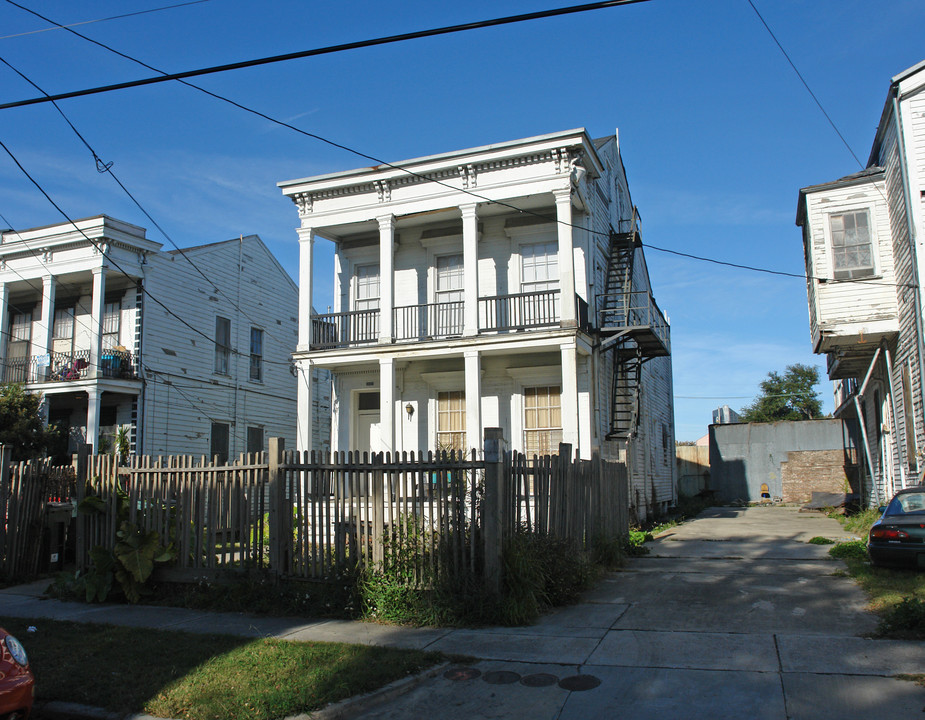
[309,290,577,351]
[596,290,670,356]
[1,349,137,385]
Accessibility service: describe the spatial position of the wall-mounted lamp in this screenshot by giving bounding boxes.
[405,403,414,420]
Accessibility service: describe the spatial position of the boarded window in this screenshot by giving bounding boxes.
[830,210,874,279]
[210,422,230,464]
[247,426,264,455]
[214,316,231,374]
[437,390,466,454]
[524,385,562,457]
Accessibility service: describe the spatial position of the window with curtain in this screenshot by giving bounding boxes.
[437,390,466,454]
[524,385,562,457]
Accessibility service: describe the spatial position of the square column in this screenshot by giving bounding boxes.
[553,189,577,327]
[379,357,395,453]
[37,274,56,359]
[378,215,395,344]
[461,204,479,337]
[296,359,314,454]
[465,350,481,453]
[0,282,7,369]
[86,386,102,455]
[89,268,106,379]
[297,228,315,350]
[560,342,580,451]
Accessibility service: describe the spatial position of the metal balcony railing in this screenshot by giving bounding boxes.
[596,290,670,354]
[1,349,137,384]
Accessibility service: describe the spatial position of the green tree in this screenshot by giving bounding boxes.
[0,384,64,460]
[740,364,824,423]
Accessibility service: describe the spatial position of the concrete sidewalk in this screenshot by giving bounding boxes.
[3,506,924,719]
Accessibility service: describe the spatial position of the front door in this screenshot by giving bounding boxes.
[355,391,380,455]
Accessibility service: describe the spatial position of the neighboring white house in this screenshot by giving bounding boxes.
[0,215,307,459]
[797,59,925,505]
[280,128,676,519]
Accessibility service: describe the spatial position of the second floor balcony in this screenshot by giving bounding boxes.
[308,289,593,351]
[1,348,138,385]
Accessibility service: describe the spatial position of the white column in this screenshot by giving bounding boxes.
[86,386,102,455]
[560,342,579,451]
[465,350,481,454]
[379,357,395,454]
[38,274,56,356]
[89,267,106,378]
[296,359,313,454]
[461,204,479,337]
[297,227,315,350]
[577,354,593,460]
[0,282,8,370]
[553,189,577,327]
[378,215,395,344]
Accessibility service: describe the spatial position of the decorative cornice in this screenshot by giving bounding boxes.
[288,147,571,214]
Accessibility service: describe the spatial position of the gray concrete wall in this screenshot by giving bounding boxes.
[709,419,847,502]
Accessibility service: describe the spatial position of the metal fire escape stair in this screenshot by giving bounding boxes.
[598,212,669,440]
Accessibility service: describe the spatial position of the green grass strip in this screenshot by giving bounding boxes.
[1,617,442,720]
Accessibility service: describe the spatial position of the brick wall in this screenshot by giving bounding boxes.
[780,449,854,503]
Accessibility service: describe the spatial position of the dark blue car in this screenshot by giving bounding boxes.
[867,486,925,569]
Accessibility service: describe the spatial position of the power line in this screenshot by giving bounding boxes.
[5,0,907,292]
[0,0,215,41]
[0,0,649,111]
[0,52,297,363]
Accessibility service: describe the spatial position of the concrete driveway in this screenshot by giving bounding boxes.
[365,506,925,720]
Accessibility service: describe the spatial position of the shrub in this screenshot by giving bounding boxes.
[878,597,925,639]
[828,540,868,560]
[808,536,835,545]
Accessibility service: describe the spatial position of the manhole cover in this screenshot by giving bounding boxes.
[444,667,481,681]
[482,670,522,685]
[521,673,558,687]
[558,675,601,692]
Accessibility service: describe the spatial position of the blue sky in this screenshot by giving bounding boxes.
[0,0,922,440]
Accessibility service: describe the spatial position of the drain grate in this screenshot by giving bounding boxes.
[482,670,522,685]
[558,675,601,692]
[444,667,481,681]
[520,673,559,687]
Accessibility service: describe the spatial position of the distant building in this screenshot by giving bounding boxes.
[797,59,925,505]
[712,405,742,425]
[0,216,308,458]
[280,128,677,519]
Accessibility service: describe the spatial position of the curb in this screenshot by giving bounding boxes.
[299,662,451,720]
[33,663,452,720]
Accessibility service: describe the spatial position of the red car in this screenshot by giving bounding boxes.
[0,628,33,719]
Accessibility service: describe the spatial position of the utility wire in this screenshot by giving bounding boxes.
[0,0,649,111]
[0,0,214,41]
[5,0,908,291]
[0,51,297,362]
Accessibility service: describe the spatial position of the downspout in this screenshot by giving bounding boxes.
[882,344,907,488]
[893,95,925,472]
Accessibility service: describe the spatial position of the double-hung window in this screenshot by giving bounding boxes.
[523,385,562,457]
[214,316,231,374]
[830,210,874,279]
[52,307,74,355]
[521,242,559,324]
[249,327,263,382]
[353,264,380,342]
[5,311,31,382]
[435,254,464,335]
[437,390,466,454]
[102,301,121,350]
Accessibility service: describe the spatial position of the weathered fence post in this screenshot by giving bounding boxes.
[483,428,505,595]
[0,445,10,575]
[268,437,285,582]
[75,443,91,572]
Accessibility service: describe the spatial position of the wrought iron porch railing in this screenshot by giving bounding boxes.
[0,349,137,384]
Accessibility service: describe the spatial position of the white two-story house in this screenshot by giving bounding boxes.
[280,129,676,519]
[0,215,306,459]
[798,59,925,505]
